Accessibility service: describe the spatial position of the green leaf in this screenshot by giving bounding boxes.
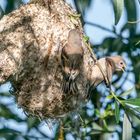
[124,105,140,120]
[0,128,21,135]
[124,0,137,35]
[95,109,100,117]
[27,117,40,131]
[122,98,140,106]
[120,87,134,97]
[76,0,92,15]
[113,0,124,25]
[135,40,140,46]
[107,95,113,99]
[133,107,140,113]
[128,19,140,24]
[83,35,90,43]
[90,131,102,135]
[115,101,120,123]
[0,104,23,122]
[103,120,108,130]
[122,113,132,140]
[103,110,114,118]
[92,122,103,131]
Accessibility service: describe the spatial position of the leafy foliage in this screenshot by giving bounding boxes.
[122,113,132,140]
[113,0,124,24]
[0,0,140,140]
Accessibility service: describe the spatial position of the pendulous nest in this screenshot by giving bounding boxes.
[0,0,95,119]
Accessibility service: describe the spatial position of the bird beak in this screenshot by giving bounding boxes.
[121,64,126,72]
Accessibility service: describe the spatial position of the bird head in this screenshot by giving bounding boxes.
[106,56,126,72]
[115,59,126,72]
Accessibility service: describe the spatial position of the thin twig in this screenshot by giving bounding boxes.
[58,121,64,140]
[85,21,116,35]
[35,126,50,138]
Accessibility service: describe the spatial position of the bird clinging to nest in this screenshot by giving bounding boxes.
[61,29,84,94]
[88,55,126,94]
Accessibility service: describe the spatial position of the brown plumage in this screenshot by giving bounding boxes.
[89,55,126,92]
[61,29,84,93]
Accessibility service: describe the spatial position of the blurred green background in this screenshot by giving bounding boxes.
[0,0,140,140]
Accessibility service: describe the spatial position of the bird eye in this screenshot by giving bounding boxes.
[120,61,123,65]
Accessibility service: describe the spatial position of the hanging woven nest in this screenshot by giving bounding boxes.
[0,0,94,118]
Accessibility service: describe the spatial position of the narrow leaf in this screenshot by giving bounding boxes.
[92,122,103,131]
[135,40,140,46]
[120,87,134,97]
[113,0,124,25]
[122,98,140,106]
[122,113,132,140]
[124,106,140,120]
[128,19,140,24]
[90,131,102,135]
[133,107,140,113]
[115,101,120,123]
[107,95,113,99]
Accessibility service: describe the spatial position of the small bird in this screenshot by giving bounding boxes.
[61,29,84,93]
[89,55,126,91]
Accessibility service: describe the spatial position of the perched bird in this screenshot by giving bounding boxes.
[89,55,126,92]
[61,29,84,93]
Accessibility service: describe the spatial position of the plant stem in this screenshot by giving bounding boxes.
[110,90,123,105]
